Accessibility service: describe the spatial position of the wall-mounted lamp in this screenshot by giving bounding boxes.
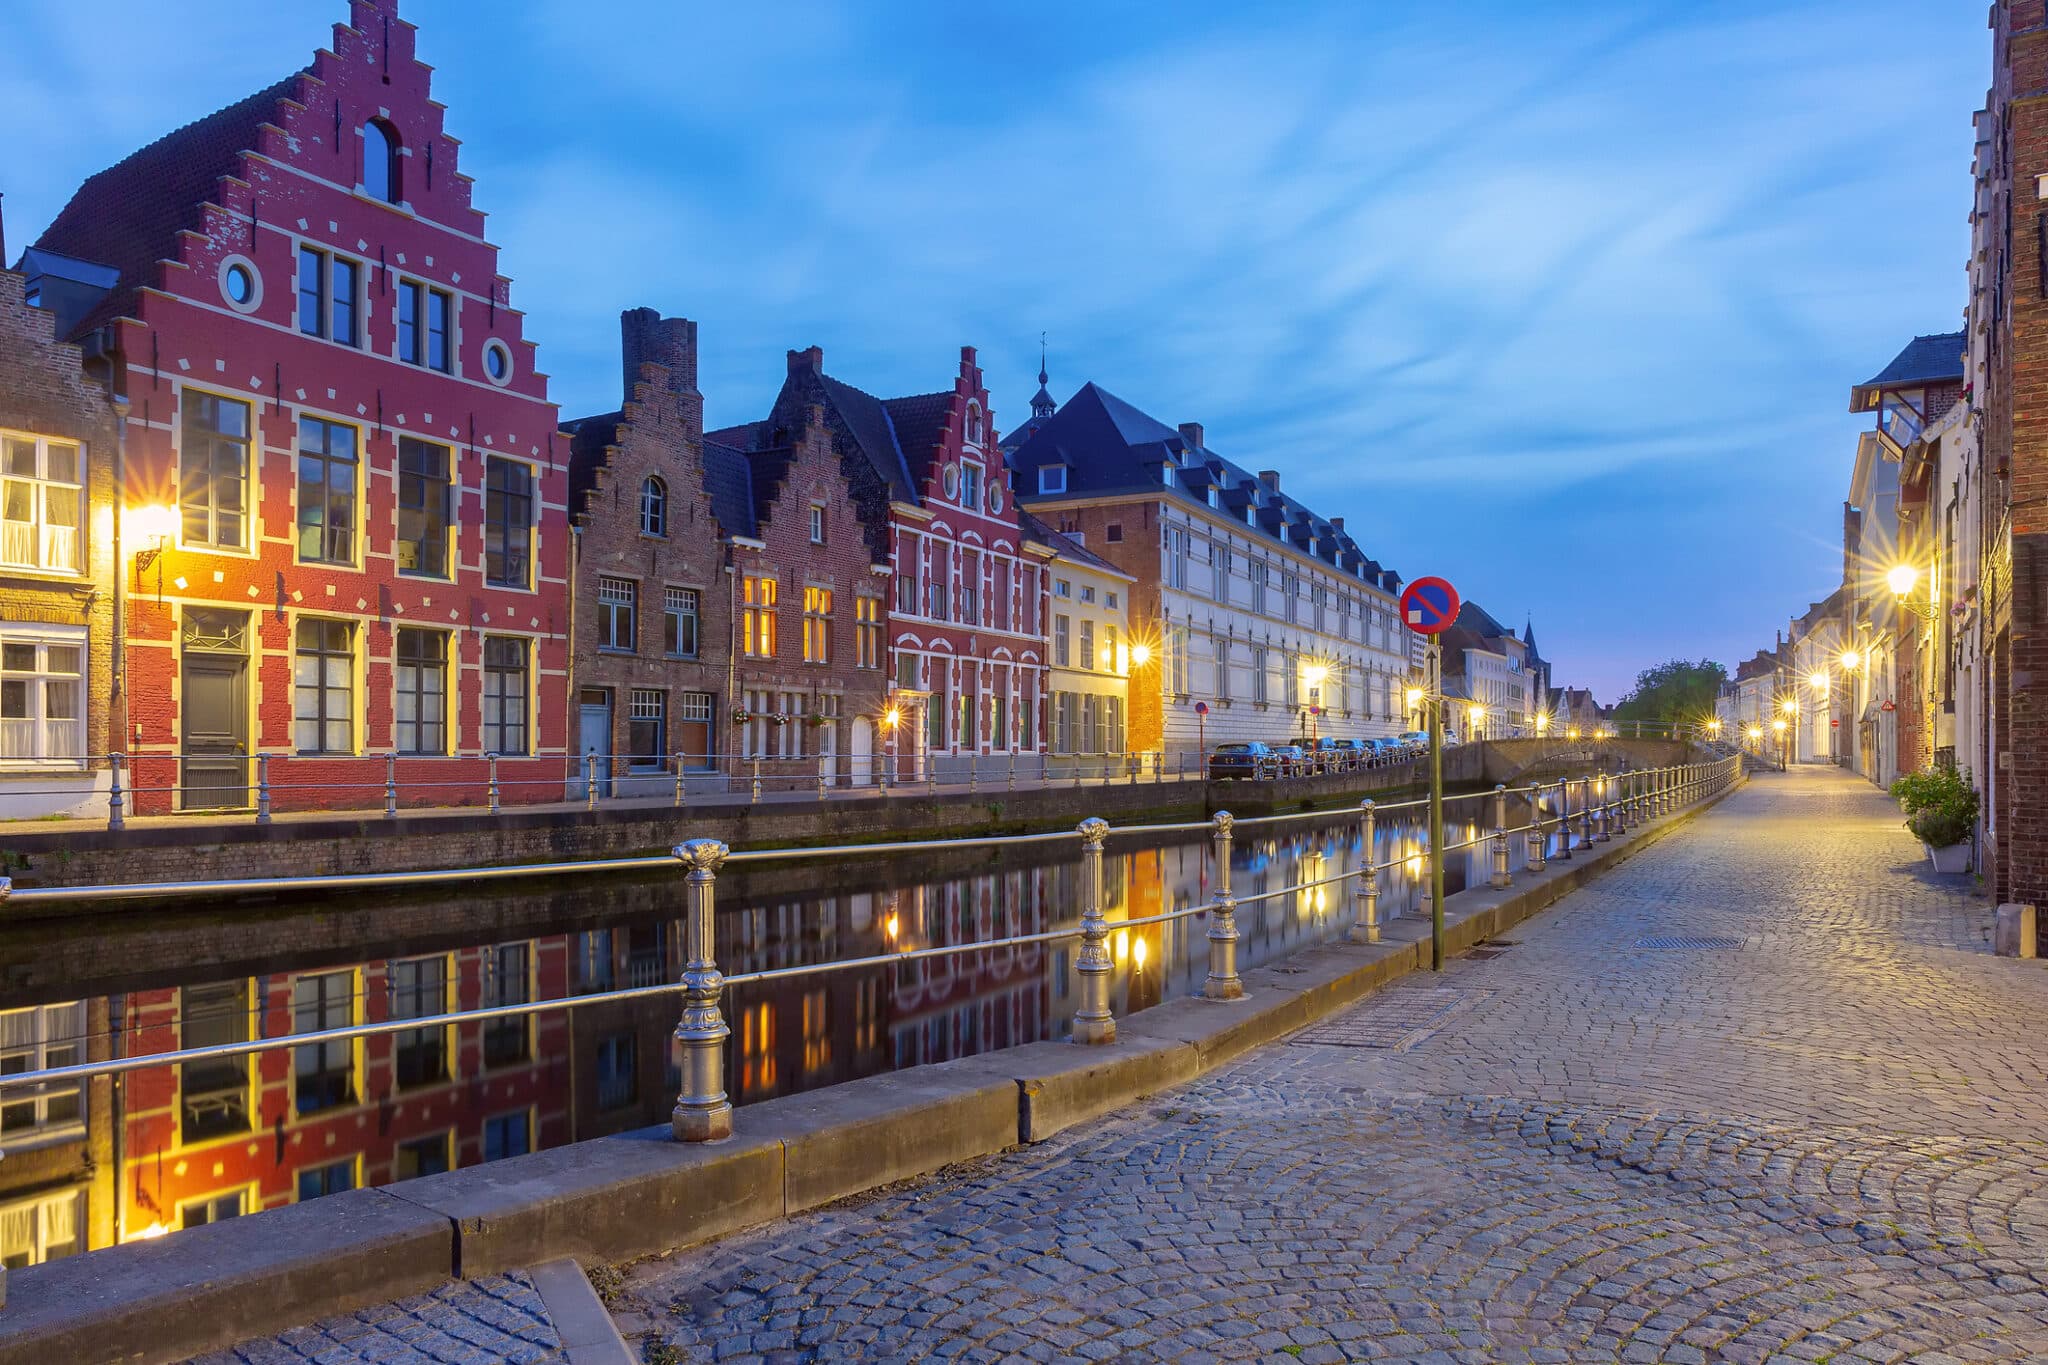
[129,504,177,603]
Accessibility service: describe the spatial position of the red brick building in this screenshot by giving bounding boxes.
[719,346,1045,781]
[22,0,570,813]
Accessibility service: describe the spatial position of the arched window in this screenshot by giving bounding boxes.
[363,119,401,203]
[965,403,984,445]
[641,476,667,536]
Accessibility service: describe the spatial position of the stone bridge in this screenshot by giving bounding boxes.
[1473,736,1692,786]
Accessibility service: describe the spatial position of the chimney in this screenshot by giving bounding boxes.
[1330,516,1345,533]
[1178,421,1204,449]
[1257,470,1280,492]
[788,345,824,377]
[618,307,697,400]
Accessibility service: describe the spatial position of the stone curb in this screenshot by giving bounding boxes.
[0,775,1740,1363]
[527,1258,634,1365]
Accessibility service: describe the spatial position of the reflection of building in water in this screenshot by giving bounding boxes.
[0,998,114,1268]
[889,871,1048,1064]
[116,942,571,1241]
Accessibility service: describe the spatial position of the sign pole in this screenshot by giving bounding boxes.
[1426,635,1444,972]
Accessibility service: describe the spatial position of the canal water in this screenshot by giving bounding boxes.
[0,796,1579,1256]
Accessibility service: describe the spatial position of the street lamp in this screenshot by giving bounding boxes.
[1130,643,1152,668]
[1304,664,1328,746]
[129,503,177,603]
[1807,670,1827,691]
[1887,563,1937,622]
[1839,648,1861,672]
[1469,704,1487,741]
[881,705,901,788]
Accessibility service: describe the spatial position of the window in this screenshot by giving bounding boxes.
[1080,585,1096,604]
[0,1190,82,1269]
[179,981,250,1142]
[397,283,452,372]
[395,1134,451,1181]
[628,689,666,769]
[485,457,534,588]
[961,464,981,510]
[855,596,880,669]
[393,629,447,756]
[926,574,948,620]
[664,588,699,658]
[1169,626,1189,694]
[960,552,980,623]
[641,477,667,537]
[0,631,83,764]
[596,1034,638,1111]
[297,1159,355,1202]
[966,404,984,445]
[0,1003,83,1140]
[0,433,81,573]
[809,505,826,545]
[1214,636,1231,700]
[483,637,529,756]
[1251,562,1268,615]
[181,1191,245,1228]
[1166,529,1189,590]
[1282,572,1299,623]
[179,392,250,549]
[483,340,512,383]
[293,619,354,754]
[895,561,918,616]
[482,944,531,1068]
[1105,524,1123,544]
[292,971,355,1115]
[296,246,359,346]
[1214,547,1230,600]
[363,119,400,203]
[1054,614,1071,668]
[1106,591,1119,609]
[743,575,778,657]
[397,437,451,578]
[896,652,920,691]
[1053,578,1071,599]
[1037,465,1067,495]
[1079,620,1095,672]
[1253,646,1270,703]
[389,956,448,1089]
[1105,624,1121,672]
[295,417,358,564]
[803,586,833,664]
[483,1112,532,1163]
[599,576,637,652]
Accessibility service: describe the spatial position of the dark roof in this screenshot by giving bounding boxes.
[1521,619,1539,655]
[702,440,758,538]
[1018,509,1125,577]
[31,76,300,340]
[881,392,953,491]
[1006,381,1403,593]
[817,374,918,503]
[1850,332,1964,408]
[563,411,624,516]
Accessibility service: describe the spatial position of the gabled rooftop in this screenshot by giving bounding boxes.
[1849,332,1965,411]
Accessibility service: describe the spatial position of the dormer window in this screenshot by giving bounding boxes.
[363,119,401,204]
[1161,463,1176,487]
[965,403,984,446]
[1038,465,1067,495]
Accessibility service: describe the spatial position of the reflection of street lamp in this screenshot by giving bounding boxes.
[129,503,177,603]
[1567,726,1580,740]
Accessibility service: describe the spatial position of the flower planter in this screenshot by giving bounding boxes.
[1925,841,1972,874]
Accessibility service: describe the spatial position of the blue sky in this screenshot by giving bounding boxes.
[3,0,1983,700]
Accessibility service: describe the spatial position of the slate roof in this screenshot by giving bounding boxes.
[563,411,624,517]
[30,77,300,340]
[1006,381,1403,594]
[881,391,954,492]
[1018,509,1128,578]
[816,375,918,504]
[702,440,759,538]
[1850,332,1965,408]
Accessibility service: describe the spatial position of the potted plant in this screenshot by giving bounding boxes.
[1889,766,1979,873]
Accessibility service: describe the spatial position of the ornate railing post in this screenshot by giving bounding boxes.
[1351,799,1379,943]
[384,753,399,819]
[1593,771,1611,842]
[1526,780,1547,871]
[1205,810,1244,999]
[674,753,687,809]
[488,753,502,814]
[753,756,764,804]
[107,752,125,832]
[1072,817,1116,1044]
[1578,777,1594,849]
[1556,776,1573,861]
[672,838,734,1141]
[1008,753,1016,792]
[255,754,272,824]
[1490,783,1512,888]
[585,751,599,810]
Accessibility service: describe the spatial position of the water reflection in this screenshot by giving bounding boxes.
[0,796,1576,1262]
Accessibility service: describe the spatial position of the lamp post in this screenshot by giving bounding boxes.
[128,503,177,604]
[1304,664,1327,749]
[880,705,900,790]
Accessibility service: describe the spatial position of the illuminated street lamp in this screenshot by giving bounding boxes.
[1130,643,1152,667]
[1469,704,1487,741]
[1807,670,1828,691]
[1888,564,1937,622]
[1839,648,1862,672]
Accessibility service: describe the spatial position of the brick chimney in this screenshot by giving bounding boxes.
[1178,421,1204,448]
[1257,470,1280,492]
[1330,516,1345,533]
[618,307,697,400]
[788,345,824,376]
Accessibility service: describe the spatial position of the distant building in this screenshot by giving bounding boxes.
[1023,511,1135,762]
[1005,380,1412,762]
[1436,601,1541,740]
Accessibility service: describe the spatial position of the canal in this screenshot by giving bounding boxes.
[0,795,1574,1257]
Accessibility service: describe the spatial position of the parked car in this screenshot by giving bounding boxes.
[1305,737,1348,772]
[1368,737,1408,763]
[1396,730,1430,752]
[1327,738,1371,769]
[1207,741,1275,780]
[1270,743,1309,776]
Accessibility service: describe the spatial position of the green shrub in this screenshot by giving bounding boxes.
[1889,765,1979,849]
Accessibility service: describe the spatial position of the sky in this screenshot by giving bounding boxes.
[1,0,1985,700]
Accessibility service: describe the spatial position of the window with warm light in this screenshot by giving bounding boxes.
[0,433,82,574]
[802,585,833,664]
[179,393,251,549]
[855,595,880,668]
[743,575,779,657]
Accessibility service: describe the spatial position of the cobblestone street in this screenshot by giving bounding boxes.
[617,765,2048,1363]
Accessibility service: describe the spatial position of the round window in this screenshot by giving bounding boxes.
[483,340,513,385]
[217,255,262,313]
[988,483,1004,514]
[942,465,958,498]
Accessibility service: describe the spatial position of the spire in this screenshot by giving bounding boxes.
[1522,616,1538,653]
[1030,331,1055,420]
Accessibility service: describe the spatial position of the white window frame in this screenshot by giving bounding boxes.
[0,625,85,768]
[1037,465,1066,495]
[0,1003,85,1145]
[0,1187,83,1268]
[0,432,83,575]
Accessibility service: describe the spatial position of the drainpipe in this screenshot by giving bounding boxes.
[111,394,131,759]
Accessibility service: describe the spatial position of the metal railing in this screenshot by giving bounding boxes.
[0,757,1743,1120]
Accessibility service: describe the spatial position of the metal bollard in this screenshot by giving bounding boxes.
[1612,770,1629,834]
[1556,776,1573,860]
[674,753,687,809]
[1008,754,1016,793]
[385,753,399,819]
[1072,817,1116,1044]
[1205,810,1244,999]
[1577,778,1594,849]
[1491,783,1512,888]
[255,754,272,824]
[969,754,978,795]
[817,765,828,802]
[488,753,502,814]
[1526,781,1547,871]
[585,751,598,810]
[1351,799,1380,943]
[754,757,764,804]
[671,838,734,1141]
[107,752,126,832]
[1594,771,1611,842]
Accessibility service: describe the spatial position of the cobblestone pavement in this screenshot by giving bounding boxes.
[186,1271,566,1364]
[615,766,2048,1363]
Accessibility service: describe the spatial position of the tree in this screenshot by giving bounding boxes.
[1613,658,1727,724]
